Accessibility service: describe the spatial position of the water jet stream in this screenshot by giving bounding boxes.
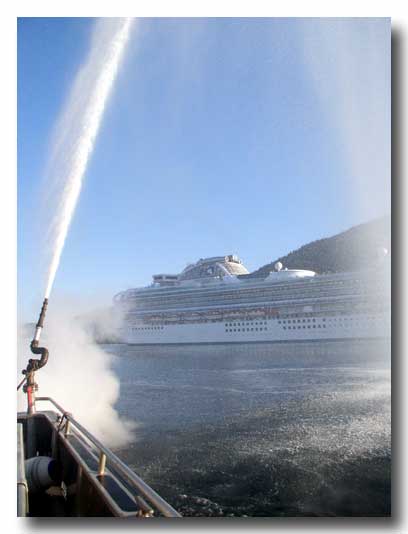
[43,17,134,301]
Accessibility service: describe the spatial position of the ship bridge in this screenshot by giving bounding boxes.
[178,255,249,282]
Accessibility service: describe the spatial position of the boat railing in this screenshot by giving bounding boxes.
[35,396,181,518]
[17,423,29,517]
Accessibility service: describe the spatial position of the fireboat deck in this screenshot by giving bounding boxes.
[17,397,181,518]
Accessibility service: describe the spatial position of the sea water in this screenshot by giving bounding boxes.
[105,339,391,517]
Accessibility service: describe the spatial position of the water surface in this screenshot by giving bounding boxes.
[106,340,391,516]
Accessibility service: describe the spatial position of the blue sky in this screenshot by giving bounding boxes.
[18,17,390,320]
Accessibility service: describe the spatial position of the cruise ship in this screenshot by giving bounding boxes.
[113,254,390,345]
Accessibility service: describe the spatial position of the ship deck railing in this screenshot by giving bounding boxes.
[31,396,181,518]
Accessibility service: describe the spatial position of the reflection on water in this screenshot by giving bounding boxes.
[106,339,390,516]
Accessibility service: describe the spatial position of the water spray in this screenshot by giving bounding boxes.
[19,18,134,415]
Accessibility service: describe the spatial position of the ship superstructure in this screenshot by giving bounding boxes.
[114,254,390,344]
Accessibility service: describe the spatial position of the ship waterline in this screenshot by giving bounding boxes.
[114,254,390,345]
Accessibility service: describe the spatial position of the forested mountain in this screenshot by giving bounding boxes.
[250,216,391,277]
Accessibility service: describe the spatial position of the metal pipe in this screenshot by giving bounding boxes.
[29,298,49,371]
[98,452,107,477]
[17,423,29,517]
[34,298,48,337]
[26,382,36,415]
[32,297,48,345]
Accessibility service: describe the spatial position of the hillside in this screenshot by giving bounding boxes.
[250,216,391,277]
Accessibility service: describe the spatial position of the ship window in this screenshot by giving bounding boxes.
[313,325,316,328]
[283,327,286,330]
[255,328,258,331]
[288,326,291,329]
[251,328,254,331]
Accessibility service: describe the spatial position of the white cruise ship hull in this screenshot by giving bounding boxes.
[114,254,391,346]
[120,312,390,345]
